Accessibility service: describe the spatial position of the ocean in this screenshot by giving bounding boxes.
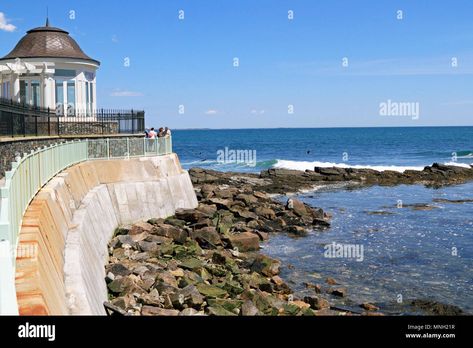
[173,127,473,313]
[174,127,473,172]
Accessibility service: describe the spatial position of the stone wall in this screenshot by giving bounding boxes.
[15,154,198,315]
[58,122,119,136]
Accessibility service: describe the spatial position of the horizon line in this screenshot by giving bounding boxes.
[170,125,473,131]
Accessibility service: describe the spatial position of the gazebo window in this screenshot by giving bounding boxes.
[86,81,91,116]
[55,80,64,116]
[2,81,10,99]
[20,80,27,104]
[67,81,75,116]
[18,78,42,107]
[55,69,76,78]
[31,80,41,107]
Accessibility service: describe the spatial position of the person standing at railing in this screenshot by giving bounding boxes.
[157,127,166,154]
[147,127,157,152]
[149,127,157,138]
[163,127,171,154]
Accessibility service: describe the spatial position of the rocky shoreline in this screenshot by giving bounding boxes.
[104,175,349,316]
[189,163,473,195]
[105,164,470,316]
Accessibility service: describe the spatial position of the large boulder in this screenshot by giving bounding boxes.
[138,240,159,252]
[304,296,330,310]
[213,211,234,234]
[253,206,277,220]
[190,226,222,248]
[228,232,260,252]
[313,167,346,176]
[235,193,258,206]
[196,204,218,217]
[206,306,237,316]
[130,221,154,235]
[328,287,347,297]
[214,188,238,199]
[229,205,258,219]
[200,184,217,199]
[152,224,187,243]
[250,255,281,277]
[286,198,309,217]
[170,285,205,309]
[106,263,132,277]
[155,270,179,288]
[107,276,143,295]
[196,283,228,298]
[208,198,233,210]
[241,300,260,316]
[285,225,308,236]
[175,209,207,223]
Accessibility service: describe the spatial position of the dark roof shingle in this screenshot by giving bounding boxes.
[0,24,100,65]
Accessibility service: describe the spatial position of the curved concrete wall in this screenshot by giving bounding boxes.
[15,154,197,315]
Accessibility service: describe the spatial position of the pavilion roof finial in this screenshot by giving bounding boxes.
[45,6,50,27]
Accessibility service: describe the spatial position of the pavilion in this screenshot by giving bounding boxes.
[0,19,99,116]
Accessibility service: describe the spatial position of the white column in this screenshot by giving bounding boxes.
[42,74,47,108]
[12,73,20,102]
[79,79,84,116]
[42,74,54,110]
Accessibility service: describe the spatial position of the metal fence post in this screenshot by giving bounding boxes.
[23,112,26,137]
[10,111,13,137]
[47,107,51,136]
[131,109,134,134]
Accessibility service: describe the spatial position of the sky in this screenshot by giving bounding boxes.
[0,0,472,129]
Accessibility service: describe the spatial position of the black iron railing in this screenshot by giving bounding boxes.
[0,97,145,137]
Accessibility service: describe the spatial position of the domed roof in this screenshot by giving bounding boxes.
[0,20,100,65]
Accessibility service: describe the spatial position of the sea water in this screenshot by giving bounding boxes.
[173,127,473,313]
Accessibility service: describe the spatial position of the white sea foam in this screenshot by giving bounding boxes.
[273,159,424,173]
[273,159,472,173]
[443,161,473,168]
[457,153,473,159]
[181,159,218,166]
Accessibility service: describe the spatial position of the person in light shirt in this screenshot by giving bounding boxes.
[148,127,157,138]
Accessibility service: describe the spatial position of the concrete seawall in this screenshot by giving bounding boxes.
[14,153,198,315]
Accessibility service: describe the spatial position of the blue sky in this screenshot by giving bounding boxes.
[1,0,472,129]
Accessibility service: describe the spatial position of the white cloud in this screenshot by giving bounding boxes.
[0,12,16,32]
[112,35,119,43]
[250,109,265,115]
[205,109,218,115]
[110,90,143,97]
